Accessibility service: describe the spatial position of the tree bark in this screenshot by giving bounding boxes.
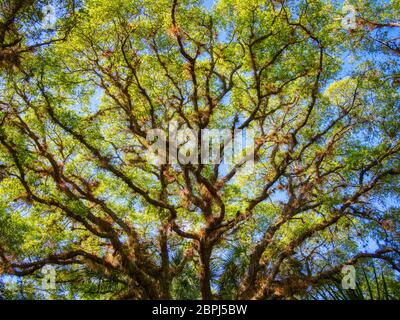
[199,240,213,300]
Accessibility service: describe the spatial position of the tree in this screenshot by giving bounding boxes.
[0,0,399,300]
[0,0,78,71]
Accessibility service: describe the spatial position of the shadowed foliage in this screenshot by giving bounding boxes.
[0,0,399,300]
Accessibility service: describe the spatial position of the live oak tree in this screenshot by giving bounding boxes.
[0,0,399,300]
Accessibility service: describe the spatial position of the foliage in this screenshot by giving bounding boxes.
[309,263,400,300]
[0,0,399,300]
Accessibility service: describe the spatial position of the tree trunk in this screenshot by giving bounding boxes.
[199,241,212,300]
[159,227,171,299]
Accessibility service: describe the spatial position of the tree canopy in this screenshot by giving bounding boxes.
[0,0,399,300]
